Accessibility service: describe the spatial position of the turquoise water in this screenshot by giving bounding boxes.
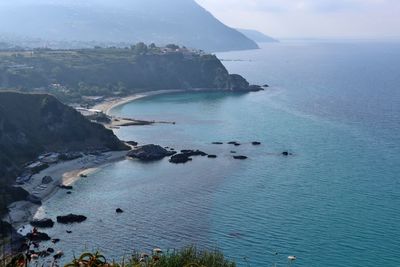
[36,42,400,266]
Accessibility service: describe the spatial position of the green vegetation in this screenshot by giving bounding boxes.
[0,44,251,105]
[0,91,128,220]
[6,247,235,267]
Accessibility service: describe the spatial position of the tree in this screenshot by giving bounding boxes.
[131,42,148,55]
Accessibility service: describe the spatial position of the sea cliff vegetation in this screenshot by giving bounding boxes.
[0,43,257,105]
[5,247,236,267]
[0,92,128,227]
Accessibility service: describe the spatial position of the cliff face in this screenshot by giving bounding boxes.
[0,92,127,160]
[0,92,128,216]
[0,0,258,52]
[0,49,255,103]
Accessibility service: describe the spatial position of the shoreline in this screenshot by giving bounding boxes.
[93,88,246,115]
[4,89,186,231]
[4,151,127,230]
[4,88,261,245]
[93,89,187,115]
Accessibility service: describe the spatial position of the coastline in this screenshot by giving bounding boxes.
[4,151,127,230]
[4,89,186,232]
[4,88,255,241]
[93,89,187,115]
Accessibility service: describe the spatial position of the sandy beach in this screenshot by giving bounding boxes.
[4,151,127,229]
[93,89,186,115]
[4,89,198,230]
[3,90,180,230]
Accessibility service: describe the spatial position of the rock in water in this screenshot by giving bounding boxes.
[127,144,176,161]
[41,176,53,184]
[26,231,51,242]
[56,214,87,224]
[212,142,223,145]
[248,85,264,91]
[207,155,217,158]
[169,154,192,164]
[126,141,138,146]
[252,141,261,145]
[233,155,248,160]
[180,150,208,156]
[116,208,124,213]
[30,218,55,228]
[228,141,241,146]
[58,185,73,190]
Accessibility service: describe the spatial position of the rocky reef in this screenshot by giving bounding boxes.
[127,144,176,161]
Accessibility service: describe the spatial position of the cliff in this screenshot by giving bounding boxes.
[0,47,259,103]
[0,92,128,220]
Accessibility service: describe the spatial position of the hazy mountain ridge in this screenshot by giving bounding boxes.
[0,0,258,52]
[237,29,278,43]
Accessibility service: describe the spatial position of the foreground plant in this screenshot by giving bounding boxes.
[64,247,236,267]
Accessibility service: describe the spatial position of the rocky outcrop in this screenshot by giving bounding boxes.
[248,85,264,92]
[252,142,261,145]
[41,176,53,184]
[30,218,55,228]
[27,195,42,205]
[116,208,124,213]
[207,155,217,158]
[233,156,248,160]
[169,154,193,164]
[126,141,138,147]
[26,231,51,242]
[127,144,176,161]
[58,185,73,190]
[180,150,208,157]
[56,214,87,224]
[228,141,241,146]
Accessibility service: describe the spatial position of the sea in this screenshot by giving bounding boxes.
[30,41,400,266]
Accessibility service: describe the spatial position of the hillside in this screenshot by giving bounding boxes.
[237,29,278,43]
[0,45,259,104]
[0,92,128,219]
[0,0,258,52]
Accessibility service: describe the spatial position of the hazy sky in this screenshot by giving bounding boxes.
[195,0,400,39]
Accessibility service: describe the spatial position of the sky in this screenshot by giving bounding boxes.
[195,0,400,39]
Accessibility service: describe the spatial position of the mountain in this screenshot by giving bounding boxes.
[0,0,259,52]
[237,29,278,43]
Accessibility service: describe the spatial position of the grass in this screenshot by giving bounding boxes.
[5,247,236,267]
